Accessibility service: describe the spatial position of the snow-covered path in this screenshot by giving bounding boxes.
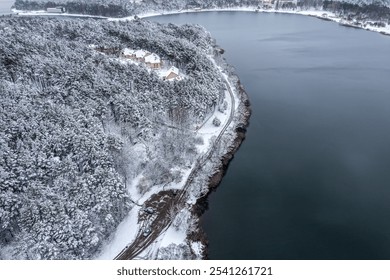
[113,60,237,260]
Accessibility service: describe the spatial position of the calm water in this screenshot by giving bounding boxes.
[0,0,13,15]
[153,12,390,259]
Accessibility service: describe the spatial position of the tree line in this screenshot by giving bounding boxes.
[13,0,390,22]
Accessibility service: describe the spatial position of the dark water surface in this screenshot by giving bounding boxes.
[152,12,390,259]
[0,0,13,15]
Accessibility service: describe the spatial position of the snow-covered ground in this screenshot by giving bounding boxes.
[94,53,239,259]
[96,206,140,259]
[194,90,234,154]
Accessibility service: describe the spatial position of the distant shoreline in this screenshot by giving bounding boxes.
[136,8,390,37]
[11,7,390,36]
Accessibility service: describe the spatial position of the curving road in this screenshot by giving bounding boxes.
[115,75,236,260]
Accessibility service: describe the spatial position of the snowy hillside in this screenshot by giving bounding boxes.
[12,0,390,19]
[334,0,390,6]
[0,16,227,259]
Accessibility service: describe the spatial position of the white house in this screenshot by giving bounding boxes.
[47,7,65,13]
[134,50,150,62]
[144,54,162,69]
[120,47,164,69]
[164,66,181,81]
[122,48,135,58]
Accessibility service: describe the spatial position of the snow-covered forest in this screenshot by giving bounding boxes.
[12,0,390,21]
[0,16,226,259]
[12,0,268,17]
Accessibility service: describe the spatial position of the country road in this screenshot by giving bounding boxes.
[115,75,236,260]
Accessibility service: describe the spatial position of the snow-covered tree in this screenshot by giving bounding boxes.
[0,16,226,259]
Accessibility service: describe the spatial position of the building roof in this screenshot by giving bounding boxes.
[135,50,148,58]
[145,54,161,64]
[123,48,135,56]
[165,66,179,77]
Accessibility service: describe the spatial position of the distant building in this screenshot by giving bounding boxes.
[46,7,65,13]
[145,53,162,69]
[96,46,120,55]
[122,48,135,59]
[134,50,150,62]
[165,66,181,81]
[278,0,297,7]
[121,47,163,69]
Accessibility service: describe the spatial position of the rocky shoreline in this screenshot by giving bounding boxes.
[189,63,252,259]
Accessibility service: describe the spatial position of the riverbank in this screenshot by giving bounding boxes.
[135,7,390,36]
[148,53,252,260]
[191,75,251,259]
[12,5,390,36]
[182,49,251,259]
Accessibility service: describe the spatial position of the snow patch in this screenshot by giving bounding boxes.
[191,241,204,258]
[95,206,140,260]
[160,209,189,247]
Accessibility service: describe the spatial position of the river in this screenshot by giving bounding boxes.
[0,0,13,15]
[152,11,390,259]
